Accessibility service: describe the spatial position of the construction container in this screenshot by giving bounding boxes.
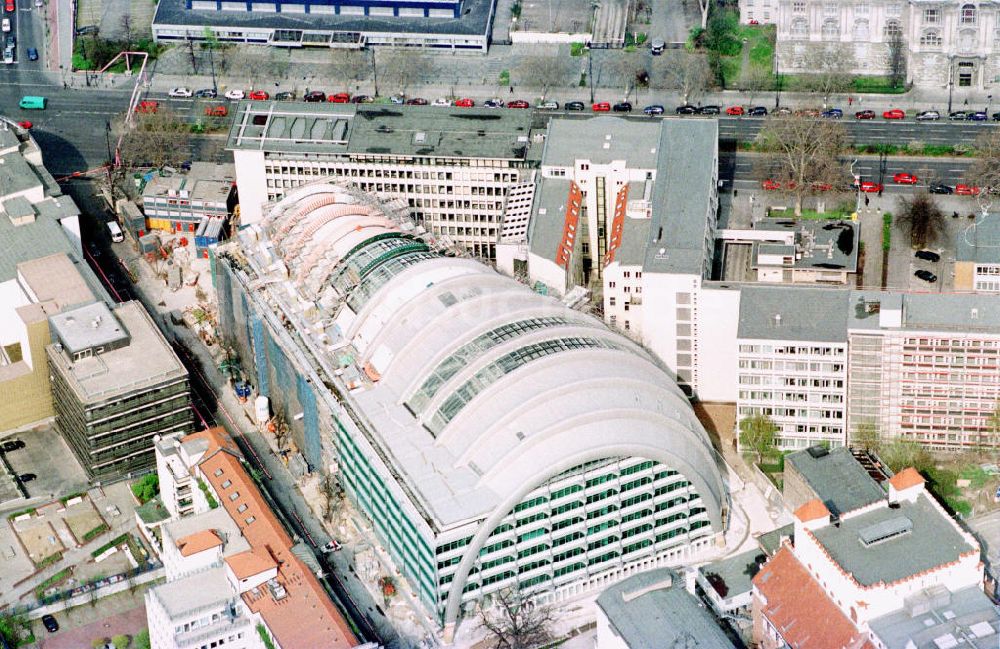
[195,216,226,257]
[138,233,161,255]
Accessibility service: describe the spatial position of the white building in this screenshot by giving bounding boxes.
[771,0,1000,91]
[226,102,538,260]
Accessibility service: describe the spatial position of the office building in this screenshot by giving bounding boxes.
[721,219,859,285]
[212,181,728,635]
[47,301,194,480]
[141,162,236,235]
[152,0,496,50]
[146,427,357,649]
[227,102,537,260]
[955,214,1000,293]
[782,445,890,516]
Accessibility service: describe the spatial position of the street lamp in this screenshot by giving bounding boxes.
[987,94,993,117]
[947,57,955,114]
[774,61,782,109]
[850,159,861,214]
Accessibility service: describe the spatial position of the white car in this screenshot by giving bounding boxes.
[224,89,245,100]
[431,98,452,107]
[322,540,342,552]
[1,19,10,33]
[168,87,193,98]
[3,47,13,65]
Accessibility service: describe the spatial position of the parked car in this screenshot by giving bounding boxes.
[204,105,227,117]
[915,110,940,121]
[18,473,35,483]
[956,184,980,196]
[820,108,843,118]
[1,18,9,32]
[405,97,428,105]
[855,109,876,120]
[992,111,1000,121]
[949,110,970,120]
[168,87,193,98]
[537,100,559,110]
[17,120,31,129]
[725,105,745,116]
[698,105,721,115]
[27,47,37,61]
[592,102,611,112]
[507,99,530,108]
[304,90,326,102]
[612,101,632,112]
[893,172,919,185]
[390,94,406,104]
[274,91,296,101]
[3,0,11,10]
[968,111,988,121]
[773,106,792,116]
[454,98,475,108]
[643,104,665,116]
[1,439,24,452]
[675,104,698,115]
[351,95,375,104]
[811,182,833,191]
[136,100,158,114]
[326,92,349,103]
[762,179,782,190]
[882,109,905,119]
[857,180,883,193]
[748,106,768,117]
[4,33,12,48]
[194,88,217,98]
[431,97,452,107]
[483,98,505,108]
[224,89,245,100]
[564,101,586,111]
[41,615,58,633]
[322,539,342,552]
[915,250,941,262]
[929,183,954,194]
[914,269,938,283]
[248,90,269,100]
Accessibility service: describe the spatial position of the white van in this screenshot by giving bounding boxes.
[106,221,124,242]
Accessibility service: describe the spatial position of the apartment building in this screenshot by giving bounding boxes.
[771,0,1000,90]
[739,0,779,24]
[753,459,999,648]
[212,181,728,636]
[141,162,236,235]
[227,102,538,260]
[736,287,850,449]
[47,301,194,480]
[146,427,357,649]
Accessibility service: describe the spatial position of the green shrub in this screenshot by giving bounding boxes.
[882,213,892,251]
[35,552,62,570]
[7,507,36,521]
[112,634,130,649]
[91,533,130,558]
[82,523,110,543]
[131,475,159,504]
[134,630,150,649]
[35,567,72,600]
[257,624,276,649]
[570,42,585,57]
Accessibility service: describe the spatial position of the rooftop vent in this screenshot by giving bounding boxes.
[413,132,427,143]
[806,445,829,459]
[858,516,912,547]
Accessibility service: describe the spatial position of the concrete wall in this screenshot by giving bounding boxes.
[0,315,55,431]
[233,150,268,227]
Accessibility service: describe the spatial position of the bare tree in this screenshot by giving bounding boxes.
[268,47,291,82]
[802,47,856,104]
[377,49,431,94]
[886,32,907,89]
[756,116,849,215]
[320,473,342,521]
[479,588,555,649]
[601,54,645,100]
[515,55,575,100]
[328,49,369,92]
[969,128,1000,197]
[897,193,946,247]
[118,109,192,170]
[119,13,135,48]
[271,411,290,452]
[738,64,774,106]
[652,51,711,105]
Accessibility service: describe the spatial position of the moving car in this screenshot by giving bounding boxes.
[507,99,530,108]
[794,108,820,117]
[675,104,698,115]
[537,100,559,110]
[929,183,953,194]
[248,90,269,100]
[328,92,350,103]
[748,106,768,117]
[914,269,938,283]
[405,97,428,105]
[857,180,883,193]
[915,250,941,262]
[993,111,1000,121]
[893,172,918,185]
[592,101,611,112]
[643,104,665,116]
[565,101,586,111]
[224,89,245,100]
[431,98,452,106]
[955,184,980,196]
[204,105,227,117]
[136,100,158,113]
[882,109,905,119]
[168,87,193,98]
[698,105,721,115]
[41,615,58,633]
[855,109,876,120]
[811,182,833,191]
[194,88,217,98]
[1,439,24,452]
[725,105,744,116]
[612,101,632,112]
[274,91,296,101]
[820,108,843,118]
[915,110,940,121]
[483,99,504,108]
[773,106,792,116]
[304,90,326,102]
[454,98,475,107]
[27,47,37,61]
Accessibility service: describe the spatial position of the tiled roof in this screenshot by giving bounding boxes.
[196,428,356,649]
[176,529,223,556]
[888,467,924,491]
[753,546,870,649]
[225,549,277,581]
[795,498,831,523]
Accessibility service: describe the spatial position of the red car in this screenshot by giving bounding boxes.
[455,98,475,108]
[726,106,745,116]
[4,0,12,12]
[136,100,159,114]
[893,172,918,185]
[956,184,980,196]
[328,92,351,103]
[507,100,530,109]
[204,105,228,117]
[592,102,611,112]
[882,109,905,119]
[249,90,269,101]
[858,181,883,193]
[748,18,760,24]
[17,120,32,129]
[811,182,833,191]
[762,179,782,190]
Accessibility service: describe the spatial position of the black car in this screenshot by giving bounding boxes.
[1,439,25,452]
[915,250,941,262]
[274,91,296,101]
[914,269,938,283]
[18,473,36,483]
[968,111,988,121]
[612,101,632,113]
[564,101,586,111]
[405,98,428,105]
[929,183,954,195]
[194,88,217,98]
[748,106,768,117]
[675,105,698,115]
[993,111,1000,121]
[304,90,326,102]
[41,615,59,633]
[483,99,505,108]
[27,47,38,61]
[697,105,720,115]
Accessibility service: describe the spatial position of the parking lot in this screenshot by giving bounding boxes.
[1,424,88,501]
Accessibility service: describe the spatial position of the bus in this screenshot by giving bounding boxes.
[19,96,47,110]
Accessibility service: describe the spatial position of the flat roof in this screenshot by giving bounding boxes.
[47,301,188,402]
[542,116,662,168]
[526,177,572,263]
[49,302,129,355]
[811,491,975,587]
[0,152,42,199]
[956,215,1000,264]
[143,162,235,204]
[785,446,886,517]
[698,548,766,602]
[848,290,1000,334]
[868,586,1000,649]
[738,285,850,343]
[596,567,737,649]
[752,220,858,272]
[150,565,235,617]
[153,0,495,37]
[17,253,95,310]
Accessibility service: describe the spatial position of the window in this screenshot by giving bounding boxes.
[221,480,232,488]
[920,28,942,45]
[237,503,248,513]
[853,19,869,40]
[824,3,837,16]
[229,492,240,501]
[793,1,805,12]
[886,2,901,16]
[855,2,868,14]
[822,18,839,38]
[245,516,256,524]
[960,3,975,24]
[791,17,808,36]
[883,19,901,39]
[923,8,939,23]
[213,468,224,477]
